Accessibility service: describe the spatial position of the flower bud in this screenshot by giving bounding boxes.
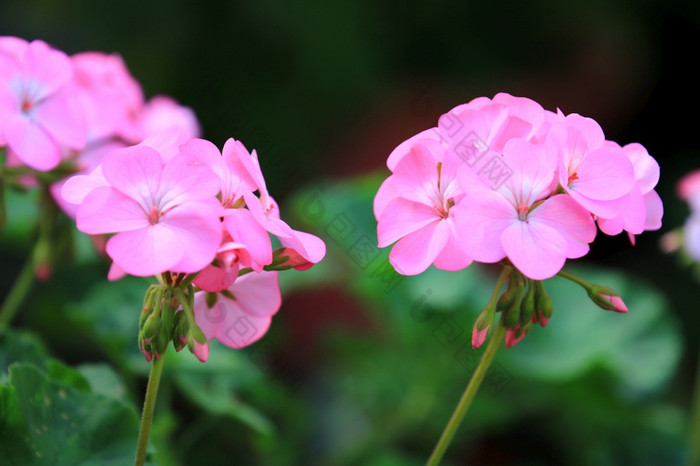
[192,340,209,363]
[588,286,629,313]
[505,324,529,348]
[152,326,170,360]
[141,311,161,341]
[533,281,553,327]
[520,281,536,326]
[472,305,495,349]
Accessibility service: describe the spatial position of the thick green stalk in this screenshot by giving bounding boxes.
[134,354,166,466]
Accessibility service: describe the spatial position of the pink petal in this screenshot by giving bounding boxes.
[228,270,282,318]
[61,165,109,205]
[77,186,149,234]
[386,128,441,171]
[23,41,73,100]
[566,189,630,219]
[193,262,239,293]
[501,220,567,280]
[157,153,220,209]
[373,176,397,220]
[194,272,281,349]
[279,228,326,264]
[377,198,441,247]
[161,201,224,273]
[391,140,444,206]
[224,138,264,193]
[570,147,635,201]
[223,208,272,271]
[499,139,556,204]
[106,224,185,277]
[623,143,659,194]
[530,194,596,259]
[388,219,449,275]
[643,190,663,231]
[4,114,60,170]
[452,189,513,263]
[179,137,222,173]
[432,219,473,271]
[101,145,163,204]
[33,89,86,150]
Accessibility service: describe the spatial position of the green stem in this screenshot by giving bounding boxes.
[0,254,35,328]
[688,345,700,466]
[134,354,166,466]
[427,315,507,465]
[556,269,590,289]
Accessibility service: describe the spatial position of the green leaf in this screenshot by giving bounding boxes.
[0,361,140,465]
[65,275,152,374]
[0,329,49,383]
[499,266,682,392]
[168,341,274,436]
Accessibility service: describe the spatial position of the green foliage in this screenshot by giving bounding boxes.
[0,330,140,465]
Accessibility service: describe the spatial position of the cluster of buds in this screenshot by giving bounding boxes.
[138,277,208,362]
[472,265,626,349]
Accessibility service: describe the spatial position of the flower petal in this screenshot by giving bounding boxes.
[501,220,567,280]
[388,219,449,275]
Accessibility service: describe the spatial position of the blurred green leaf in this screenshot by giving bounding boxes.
[65,275,152,375]
[500,267,682,392]
[0,329,49,383]
[0,361,139,465]
[168,342,274,436]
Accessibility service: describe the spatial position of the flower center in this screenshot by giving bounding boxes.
[568,171,579,185]
[21,99,33,114]
[517,203,529,221]
[148,206,162,225]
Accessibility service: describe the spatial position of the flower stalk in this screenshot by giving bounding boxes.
[134,353,166,466]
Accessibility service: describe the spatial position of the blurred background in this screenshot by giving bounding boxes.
[1,1,699,464]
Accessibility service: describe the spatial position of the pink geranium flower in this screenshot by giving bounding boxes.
[454,139,596,280]
[72,51,144,142]
[547,114,636,218]
[377,139,472,275]
[0,39,86,170]
[193,271,281,349]
[597,142,663,240]
[75,144,223,276]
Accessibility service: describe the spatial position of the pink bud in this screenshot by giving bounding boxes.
[600,294,629,313]
[472,325,489,349]
[278,248,314,271]
[193,340,209,363]
[140,344,153,363]
[505,327,528,348]
[531,313,549,327]
[34,263,51,282]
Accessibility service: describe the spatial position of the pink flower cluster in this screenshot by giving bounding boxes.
[375,93,663,280]
[0,37,198,215]
[1,36,326,358]
[64,133,325,354]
